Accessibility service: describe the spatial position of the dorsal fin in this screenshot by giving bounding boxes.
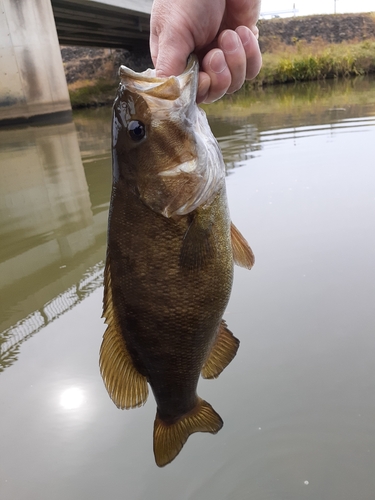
[153,398,223,467]
[100,256,148,409]
[201,320,240,379]
[231,222,255,269]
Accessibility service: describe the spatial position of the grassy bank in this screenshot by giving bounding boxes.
[250,38,375,87]
[68,79,118,108]
[68,39,375,108]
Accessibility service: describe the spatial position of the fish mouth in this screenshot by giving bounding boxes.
[119,55,198,101]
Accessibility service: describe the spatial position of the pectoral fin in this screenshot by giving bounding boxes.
[201,320,240,379]
[100,257,148,409]
[231,222,255,269]
[153,398,223,467]
[180,211,215,271]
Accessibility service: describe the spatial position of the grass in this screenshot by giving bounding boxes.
[250,38,375,88]
[68,79,118,108]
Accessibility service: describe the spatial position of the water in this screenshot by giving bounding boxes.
[1,76,375,500]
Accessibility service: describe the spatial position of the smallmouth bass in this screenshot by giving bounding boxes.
[100,56,254,467]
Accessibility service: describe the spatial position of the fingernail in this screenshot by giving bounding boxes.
[221,31,240,54]
[209,51,226,74]
[236,26,251,47]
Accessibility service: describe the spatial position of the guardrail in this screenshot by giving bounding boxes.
[260,8,299,18]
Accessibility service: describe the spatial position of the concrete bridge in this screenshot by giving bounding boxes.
[0,0,152,125]
[51,0,151,48]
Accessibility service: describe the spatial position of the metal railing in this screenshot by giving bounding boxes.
[260,8,299,18]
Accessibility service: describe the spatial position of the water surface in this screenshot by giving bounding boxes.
[1,77,375,500]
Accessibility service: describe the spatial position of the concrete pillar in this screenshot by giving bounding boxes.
[0,0,71,125]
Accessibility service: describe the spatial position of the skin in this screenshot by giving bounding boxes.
[150,0,262,103]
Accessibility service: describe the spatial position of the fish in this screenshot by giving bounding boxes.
[99,55,254,467]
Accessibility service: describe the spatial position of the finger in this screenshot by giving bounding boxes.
[235,26,262,80]
[150,1,194,78]
[218,30,246,94]
[200,49,232,103]
[150,27,193,77]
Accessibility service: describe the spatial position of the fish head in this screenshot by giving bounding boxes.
[112,55,225,218]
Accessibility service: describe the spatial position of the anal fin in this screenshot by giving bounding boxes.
[201,320,240,379]
[100,256,148,409]
[231,222,255,269]
[153,398,223,467]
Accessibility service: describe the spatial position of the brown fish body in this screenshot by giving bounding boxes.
[100,56,254,467]
[108,178,233,422]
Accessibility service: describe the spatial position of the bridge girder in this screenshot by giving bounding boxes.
[51,0,151,50]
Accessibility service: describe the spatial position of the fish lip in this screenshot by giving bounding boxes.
[119,55,198,84]
[118,55,198,102]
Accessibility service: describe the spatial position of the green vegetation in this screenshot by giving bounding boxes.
[250,39,375,88]
[69,79,117,108]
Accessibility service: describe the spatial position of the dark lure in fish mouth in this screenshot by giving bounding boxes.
[100,55,255,467]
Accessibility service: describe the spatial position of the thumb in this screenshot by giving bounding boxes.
[150,26,194,78]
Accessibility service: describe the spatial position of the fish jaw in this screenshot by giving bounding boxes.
[113,55,226,218]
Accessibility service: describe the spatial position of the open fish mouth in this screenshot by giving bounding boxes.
[118,55,198,100]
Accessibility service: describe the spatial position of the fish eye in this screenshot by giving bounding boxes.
[128,120,146,142]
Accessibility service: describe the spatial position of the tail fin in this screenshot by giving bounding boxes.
[153,398,223,467]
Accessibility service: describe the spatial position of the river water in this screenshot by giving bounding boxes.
[1,76,375,500]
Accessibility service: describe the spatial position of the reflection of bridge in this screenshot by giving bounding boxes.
[0,0,152,124]
[0,118,110,371]
[0,262,104,372]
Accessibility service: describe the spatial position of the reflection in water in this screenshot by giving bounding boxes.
[259,115,375,145]
[1,78,375,371]
[60,387,86,410]
[1,262,104,371]
[0,122,109,371]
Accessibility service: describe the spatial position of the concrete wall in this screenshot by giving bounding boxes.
[0,0,71,124]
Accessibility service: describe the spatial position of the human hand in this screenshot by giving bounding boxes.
[150,0,262,103]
